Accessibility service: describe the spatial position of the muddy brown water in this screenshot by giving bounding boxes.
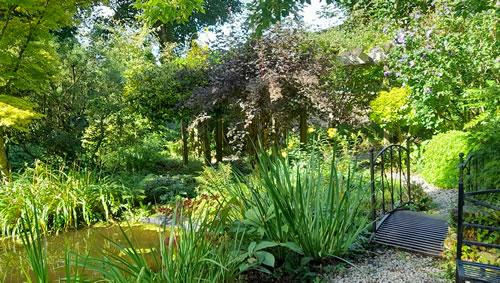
[0,223,163,282]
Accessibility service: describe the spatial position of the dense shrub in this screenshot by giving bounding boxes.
[419,130,470,189]
[97,133,170,173]
[480,159,500,189]
[142,174,197,204]
[386,4,497,135]
[370,87,411,142]
[443,203,500,277]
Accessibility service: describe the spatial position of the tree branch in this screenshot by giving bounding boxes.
[0,5,17,41]
[6,0,50,89]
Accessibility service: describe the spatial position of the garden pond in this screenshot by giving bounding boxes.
[0,223,162,282]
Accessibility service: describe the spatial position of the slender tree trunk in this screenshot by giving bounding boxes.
[247,120,258,156]
[299,110,308,149]
[180,119,189,165]
[262,113,270,150]
[215,117,223,164]
[202,120,211,166]
[271,116,279,155]
[0,129,11,184]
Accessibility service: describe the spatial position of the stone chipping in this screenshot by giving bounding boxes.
[324,249,450,283]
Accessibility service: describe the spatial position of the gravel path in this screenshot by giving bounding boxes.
[327,176,455,282]
[412,175,457,219]
[324,249,450,283]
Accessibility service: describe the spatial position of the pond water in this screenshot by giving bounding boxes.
[0,223,163,282]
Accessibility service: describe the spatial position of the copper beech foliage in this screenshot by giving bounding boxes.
[187,27,380,154]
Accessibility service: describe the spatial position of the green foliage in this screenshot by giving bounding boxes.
[386,2,498,133]
[311,19,392,53]
[444,201,500,277]
[370,87,410,127]
[419,130,470,188]
[229,151,369,259]
[0,162,139,237]
[78,211,243,282]
[0,0,89,93]
[237,240,278,274]
[407,183,435,211]
[246,0,338,35]
[1,0,499,280]
[26,43,94,161]
[135,0,205,26]
[155,0,242,44]
[124,41,208,122]
[0,95,43,131]
[19,206,49,283]
[197,163,235,193]
[369,87,412,142]
[463,81,499,130]
[479,159,500,189]
[142,174,197,204]
[347,0,434,20]
[93,131,170,173]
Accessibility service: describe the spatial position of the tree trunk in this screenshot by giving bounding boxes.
[215,117,223,164]
[271,116,279,155]
[247,120,258,156]
[0,129,11,184]
[299,110,308,149]
[202,120,211,166]
[180,119,189,165]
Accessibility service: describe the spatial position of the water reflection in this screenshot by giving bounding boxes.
[0,223,162,282]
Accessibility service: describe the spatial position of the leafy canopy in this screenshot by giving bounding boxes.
[0,95,43,131]
[134,0,205,25]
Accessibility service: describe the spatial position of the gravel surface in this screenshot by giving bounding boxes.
[412,175,457,219]
[327,176,455,282]
[324,249,451,283]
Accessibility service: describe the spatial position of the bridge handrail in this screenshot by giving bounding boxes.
[369,142,411,232]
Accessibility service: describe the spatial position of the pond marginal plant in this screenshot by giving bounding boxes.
[0,161,137,238]
[230,149,370,259]
[76,206,245,282]
[20,205,49,283]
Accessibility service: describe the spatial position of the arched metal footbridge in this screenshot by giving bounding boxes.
[369,144,448,256]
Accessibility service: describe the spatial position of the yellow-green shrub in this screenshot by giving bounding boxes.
[419,130,470,189]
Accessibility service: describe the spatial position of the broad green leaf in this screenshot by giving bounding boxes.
[255,251,275,267]
[255,241,279,251]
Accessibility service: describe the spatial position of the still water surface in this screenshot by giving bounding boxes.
[0,223,162,282]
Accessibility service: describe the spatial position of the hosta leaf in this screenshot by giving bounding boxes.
[255,251,275,267]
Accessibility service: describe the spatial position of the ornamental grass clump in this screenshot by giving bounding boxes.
[0,161,136,237]
[78,207,244,283]
[231,151,369,259]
